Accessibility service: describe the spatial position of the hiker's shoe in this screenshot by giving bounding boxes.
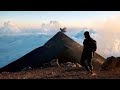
[90,71,93,74]
[90,71,96,76]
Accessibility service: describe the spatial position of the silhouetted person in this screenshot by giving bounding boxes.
[80,31,97,74]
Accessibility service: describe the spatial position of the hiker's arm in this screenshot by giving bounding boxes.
[92,51,95,57]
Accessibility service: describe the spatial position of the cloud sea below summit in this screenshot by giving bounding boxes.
[0,20,120,68]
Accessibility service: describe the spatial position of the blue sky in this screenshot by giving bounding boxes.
[0,11,120,28]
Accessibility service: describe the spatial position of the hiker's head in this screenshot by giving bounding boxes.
[84,31,90,39]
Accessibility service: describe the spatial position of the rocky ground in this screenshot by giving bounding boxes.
[0,66,120,79]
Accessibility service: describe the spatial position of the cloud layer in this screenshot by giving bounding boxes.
[0,20,63,35]
[71,16,120,58]
[1,17,120,59]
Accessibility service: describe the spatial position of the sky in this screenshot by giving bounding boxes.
[1,11,120,59]
[0,11,120,28]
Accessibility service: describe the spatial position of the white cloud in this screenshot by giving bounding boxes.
[1,17,120,58]
[72,16,120,58]
[0,20,64,35]
[93,16,120,58]
[0,21,21,34]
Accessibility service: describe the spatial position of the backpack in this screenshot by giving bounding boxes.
[90,38,97,52]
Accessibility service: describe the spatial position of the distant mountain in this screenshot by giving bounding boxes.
[0,31,105,72]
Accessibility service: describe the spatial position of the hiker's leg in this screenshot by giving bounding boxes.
[80,58,90,71]
[87,58,93,71]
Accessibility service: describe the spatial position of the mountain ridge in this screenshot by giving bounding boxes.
[0,31,105,72]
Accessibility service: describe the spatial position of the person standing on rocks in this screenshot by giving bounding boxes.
[80,31,97,75]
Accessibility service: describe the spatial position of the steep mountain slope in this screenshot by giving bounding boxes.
[0,31,105,72]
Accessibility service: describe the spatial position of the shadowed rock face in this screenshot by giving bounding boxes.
[101,56,120,71]
[0,31,105,72]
